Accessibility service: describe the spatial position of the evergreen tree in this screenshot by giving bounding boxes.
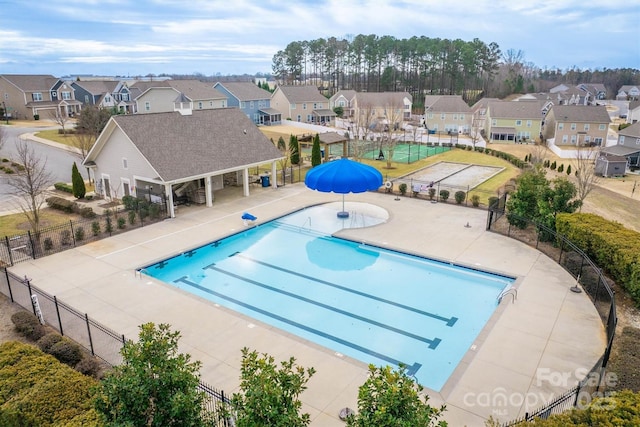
[566,165,572,175]
[290,134,300,165]
[71,162,86,199]
[311,133,322,167]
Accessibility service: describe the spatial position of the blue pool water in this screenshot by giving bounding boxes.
[141,207,514,391]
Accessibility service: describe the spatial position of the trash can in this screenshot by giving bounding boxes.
[260,175,270,187]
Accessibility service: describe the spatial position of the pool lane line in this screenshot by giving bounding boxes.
[203,263,441,349]
[234,254,458,327]
[175,276,424,376]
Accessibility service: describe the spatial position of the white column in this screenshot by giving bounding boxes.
[205,175,213,207]
[165,184,176,218]
[271,162,278,188]
[242,169,250,197]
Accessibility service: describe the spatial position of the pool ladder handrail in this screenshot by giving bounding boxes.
[301,216,312,231]
[497,287,517,304]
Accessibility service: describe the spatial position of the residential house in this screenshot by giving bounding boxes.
[270,85,335,124]
[617,85,640,101]
[423,95,472,134]
[329,90,357,118]
[601,122,640,170]
[352,92,413,123]
[595,154,628,177]
[577,83,606,100]
[542,105,610,146]
[485,100,546,143]
[213,81,280,125]
[627,101,640,124]
[135,80,226,114]
[82,108,283,218]
[71,79,134,113]
[0,74,82,120]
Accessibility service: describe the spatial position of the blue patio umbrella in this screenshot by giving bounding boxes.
[304,158,383,218]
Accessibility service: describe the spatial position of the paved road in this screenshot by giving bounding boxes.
[1,124,81,215]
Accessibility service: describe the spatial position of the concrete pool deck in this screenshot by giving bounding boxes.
[8,184,605,426]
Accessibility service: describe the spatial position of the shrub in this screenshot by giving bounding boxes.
[488,196,499,209]
[75,356,102,379]
[399,183,407,195]
[454,190,466,204]
[566,165,572,175]
[128,210,137,225]
[54,182,74,193]
[117,217,126,229]
[91,221,100,236]
[75,226,85,241]
[471,194,480,207]
[149,203,161,219]
[11,311,46,341]
[61,229,72,246]
[557,163,564,173]
[49,337,83,367]
[46,196,74,213]
[37,332,63,353]
[71,162,86,199]
[43,237,54,251]
[428,187,436,200]
[550,160,557,170]
[439,189,450,202]
[105,216,113,233]
[122,195,138,211]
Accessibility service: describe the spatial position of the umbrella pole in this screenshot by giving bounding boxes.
[338,194,349,219]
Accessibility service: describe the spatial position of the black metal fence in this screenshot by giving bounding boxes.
[0,198,169,267]
[0,268,232,425]
[486,197,617,425]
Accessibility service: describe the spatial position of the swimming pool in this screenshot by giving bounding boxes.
[141,206,514,391]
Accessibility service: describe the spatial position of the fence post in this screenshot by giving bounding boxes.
[572,382,582,406]
[54,295,64,336]
[558,237,565,264]
[27,230,35,260]
[70,220,76,247]
[25,276,36,316]
[85,313,95,356]
[5,235,14,266]
[3,268,14,302]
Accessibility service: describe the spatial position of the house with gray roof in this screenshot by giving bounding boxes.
[627,100,640,124]
[135,80,227,115]
[213,81,280,125]
[617,85,640,101]
[0,74,82,120]
[423,95,472,134]
[485,100,546,143]
[270,85,335,124]
[329,90,357,118]
[542,105,611,147]
[602,122,640,171]
[71,79,135,113]
[83,108,284,217]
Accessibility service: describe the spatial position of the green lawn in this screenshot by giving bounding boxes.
[0,209,80,238]
[35,129,76,147]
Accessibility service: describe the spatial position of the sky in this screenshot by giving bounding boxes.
[1,0,638,78]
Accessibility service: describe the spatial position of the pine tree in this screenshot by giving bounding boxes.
[290,135,300,165]
[71,162,86,199]
[311,133,321,167]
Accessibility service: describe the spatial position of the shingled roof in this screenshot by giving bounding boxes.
[90,109,283,182]
[488,100,545,119]
[276,85,327,103]
[424,95,471,113]
[73,80,119,95]
[1,74,59,91]
[548,105,611,123]
[215,81,272,101]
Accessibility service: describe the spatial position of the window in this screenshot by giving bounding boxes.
[594,137,603,145]
[105,95,111,103]
[571,135,577,144]
[515,120,522,126]
[620,136,625,145]
[440,113,445,120]
[61,91,71,100]
[636,138,640,145]
[145,101,150,111]
[290,103,296,109]
[599,124,606,130]
[558,123,564,130]
[428,113,434,119]
[222,101,226,108]
[526,120,532,127]
[303,103,307,110]
[32,92,43,101]
[210,101,213,107]
[562,135,568,143]
[84,95,89,103]
[122,158,128,169]
[198,102,203,109]
[460,114,465,121]
[584,123,590,131]
[250,101,254,109]
[491,119,497,126]
[570,123,576,130]
[338,100,345,107]
[121,93,129,101]
[313,103,318,109]
[453,114,458,120]
[240,101,246,109]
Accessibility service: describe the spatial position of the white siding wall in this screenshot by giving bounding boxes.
[136,88,180,114]
[94,127,158,199]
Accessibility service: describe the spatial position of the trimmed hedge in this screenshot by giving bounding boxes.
[46,196,96,219]
[0,341,100,426]
[54,182,74,194]
[556,213,640,304]
[11,312,46,341]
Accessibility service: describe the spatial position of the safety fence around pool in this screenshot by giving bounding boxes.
[486,198,617,425]
[0,268,232,426]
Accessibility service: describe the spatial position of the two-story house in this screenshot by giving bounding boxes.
[485,100,546,143]
[617,85,640,101]
[135,80,226,114]
[542,105,611,146]
[0,74,82,120]
[72,79,135,113]
[353,92,412,123]
[270,85,335,124]
[329,90,357,118]
[423,95,472,134]
[213,81,280,125]
[602,122,640,171]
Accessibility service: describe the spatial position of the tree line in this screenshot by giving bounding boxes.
[271,34,640,106]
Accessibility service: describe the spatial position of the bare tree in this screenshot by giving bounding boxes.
[470,116,484,149]
[528,142,548,166]
[572,145,600,211]
[8,140,55,235]
[351,103,376,161]
[49,108,71,135]
[381,100,404,169]
[70,131,96,183]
